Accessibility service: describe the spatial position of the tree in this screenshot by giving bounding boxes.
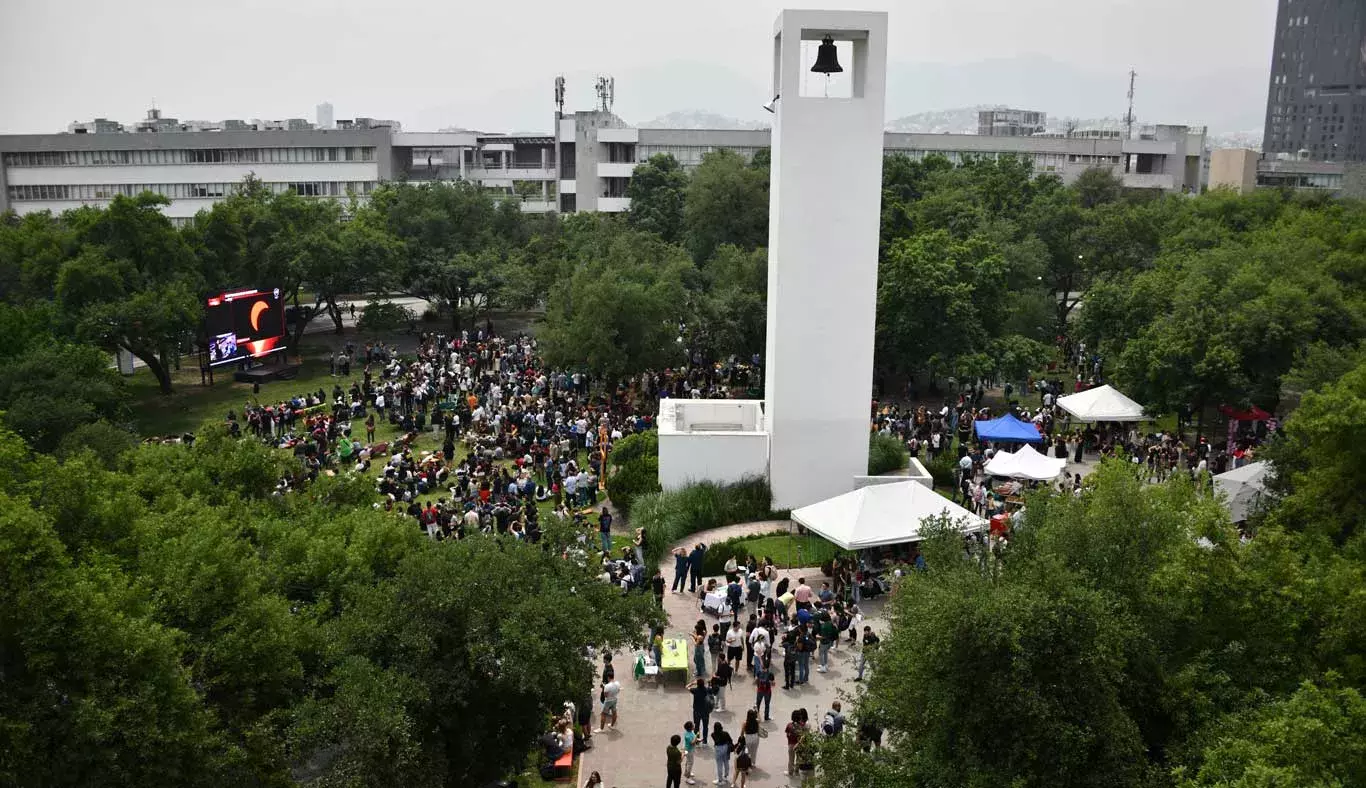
[356,300,414,336]
[1179,680,1366,788]
[0,342,127,453]
[55,194,203,394]
[627,153,688,243]
[540,229,691,381]
[683,149,769,262]
[1073,166,1124,209]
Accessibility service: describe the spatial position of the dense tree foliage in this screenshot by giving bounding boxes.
[821,356,1366,787]
[0,425,655,787]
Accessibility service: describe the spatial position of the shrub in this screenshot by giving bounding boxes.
[633,476,774,567]
[868,433,909,475]
[697,532,849,576]
[54,421,136,468]
[421,307,441,322]
[605,456,661,517]
[611,430,658,466]
[926,452,958,489]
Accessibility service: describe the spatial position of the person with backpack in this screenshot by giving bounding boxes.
[733,733,753,787]
[822,701,846,737]
[712,659,732,712]
[796,622,816,685]
[754,663,774,720]
[689,678,714,745]
[784,709,807,777]
[781,629,798,690]
[707,623,724,674]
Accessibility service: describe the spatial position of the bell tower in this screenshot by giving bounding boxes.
[764,10,888,510]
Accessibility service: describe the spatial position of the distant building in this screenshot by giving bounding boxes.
[316,102,334,130]
[1263,0,1366,161]
[132,108,180,133]
[1208,148,1259,193]
[977,108,1047,137]
[1207,147,1354,196]
[67,118,124,134]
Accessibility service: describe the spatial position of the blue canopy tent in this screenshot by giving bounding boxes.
[974,413,1044,444]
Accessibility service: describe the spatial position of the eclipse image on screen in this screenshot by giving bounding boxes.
[204,287,286,367]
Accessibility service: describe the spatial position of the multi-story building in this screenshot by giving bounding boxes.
[554,112,1206,212]
[977,108,1047,137]
[1,104,1207,221]
[0,113,558,221]
[1208,147,1358,195]
[1263,0,1366,161]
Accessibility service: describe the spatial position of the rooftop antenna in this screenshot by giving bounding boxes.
[554,75,566,115]
[595,75,614,113]
[1124,69,1137,140]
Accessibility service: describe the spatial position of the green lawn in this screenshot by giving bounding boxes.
[127,343,435,455]
[732,532,847,570]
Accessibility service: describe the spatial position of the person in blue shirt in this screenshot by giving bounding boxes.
[688,543,706,593]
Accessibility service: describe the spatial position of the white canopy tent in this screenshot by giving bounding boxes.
[1056,384,1146,422]
[983,444,1067,481]
[791,482,985,551]
[1213,461,1270,522]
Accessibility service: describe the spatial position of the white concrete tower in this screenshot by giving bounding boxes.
[764,10,888,510]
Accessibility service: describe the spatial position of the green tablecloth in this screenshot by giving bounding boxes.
[661,638,689,672]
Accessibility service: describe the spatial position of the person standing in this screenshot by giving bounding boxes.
[672,547,690,593]
[692,621,708,679]
[598,508,613,555]
[666,734,684,788]
[595,676,620,732]
[781,632,798,691]
[689,678,713,746]
[754,663,774,721]
[796,623,815,685]
[650,569,666,608]
[724,620,745,672]
[816,613,838,673]
[856,625,880,681]
[733,735,752,788]
[682,721,699,785]
[712,658,732,712]
[741,708,762,768]
[711,722,733,785]
[688,543,706,593]
[784,710,806,777]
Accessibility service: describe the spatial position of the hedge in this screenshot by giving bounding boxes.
[696,532,848,577]
[610,430,658,466]
[605,456,661,517]
[926,452,957,489]
[633,476,775,567]
[868,433,909,475]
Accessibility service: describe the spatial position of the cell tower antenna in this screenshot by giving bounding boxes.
[554,75,566,115]
[1124,69,1137,139]
[594,75,614,113]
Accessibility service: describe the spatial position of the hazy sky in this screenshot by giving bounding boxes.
[0,0,1279,134]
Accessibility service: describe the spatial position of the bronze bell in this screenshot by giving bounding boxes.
[810,35,843,74]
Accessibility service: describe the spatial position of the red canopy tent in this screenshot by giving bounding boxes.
[1219,405,1272,422]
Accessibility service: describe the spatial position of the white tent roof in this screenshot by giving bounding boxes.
[1213,461,1270,522]
[791,482,985,551]
[983,444,1067,481]
[1056,384,1146,422]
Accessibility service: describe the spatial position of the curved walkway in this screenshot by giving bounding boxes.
[579,521,885,788]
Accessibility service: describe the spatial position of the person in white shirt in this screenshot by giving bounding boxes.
[596,678,621,732]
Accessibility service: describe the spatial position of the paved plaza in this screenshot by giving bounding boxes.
[579,521,888,788]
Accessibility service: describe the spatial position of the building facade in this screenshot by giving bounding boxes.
[1263,0,1366,161]
[977,108,1047,137]
[2,107,1207,221]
